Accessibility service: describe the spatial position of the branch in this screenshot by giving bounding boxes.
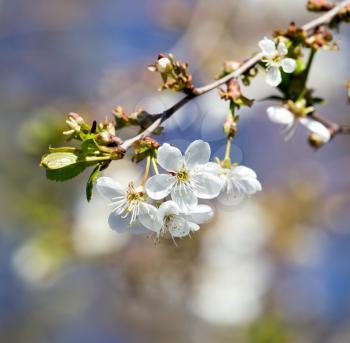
[121,0,350,150]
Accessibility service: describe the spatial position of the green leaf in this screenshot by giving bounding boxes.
[86,164,102,201]
[46,163,87,182]
[41,152,79,169]
[81,138,99,154]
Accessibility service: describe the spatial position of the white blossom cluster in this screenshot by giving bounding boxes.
[97,140,261,240]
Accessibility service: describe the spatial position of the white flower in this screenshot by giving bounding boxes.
[139,201,214,239]
[205,163,262,201]
[96,177,152,235]
[145,140,222,211]
[267,106,331,142]
[258,37,296,87]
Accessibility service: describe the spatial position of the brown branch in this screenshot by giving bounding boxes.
[121,0,350,150]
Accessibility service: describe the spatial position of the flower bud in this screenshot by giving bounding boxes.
[64,112,84,135]
[156,57,172,73]
[308,133,326,148]
[223,115,238,138]
[224,60,240,74]
[68,112,84,125]
[307,0,334,12]
[96,131,112,144]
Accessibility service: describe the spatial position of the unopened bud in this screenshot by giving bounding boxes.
[96,131,113,144]
[156,57,172,73]
[308,133,326,149]
[224,60,240,74]
[307,0,334,12]
[68,112,84,125]
[223,115,238,138]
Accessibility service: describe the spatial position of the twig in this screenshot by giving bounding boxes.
[121,0,350,150]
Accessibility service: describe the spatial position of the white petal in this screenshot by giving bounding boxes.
[231,165,257,179]
[184,140,211,169]
[281,58,296,73]
[237,178,262,194]
[192,171,222,199]
[187,222,200,232]
[158,200,181,219]
[185,204,214,224]
[277,42,288,56]
[266,67,282,87]
[267,106,294,125]
[138,204,162,233]
[171,184,198,211]
[258,37,276,57]
[145,174,175,200]
[227,172,262,196]
[203,162,223,176]
[299,118,331,142]
[108,212,148,235]
[157,143,183,172]
[168,218,191,238]
[96,177,124,200]
[169,222,191,237]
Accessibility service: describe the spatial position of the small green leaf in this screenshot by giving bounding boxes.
[81,138,99,154]
[86,164,102,201]
[49,147,78,153]
[46,163,86,182]
[41,152,78,170]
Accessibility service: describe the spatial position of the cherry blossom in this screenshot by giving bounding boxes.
[205,163,262,201]
[145,140,222,211]
[267,106,331,142]
[259,37,296,87]
[96,177,153,234]
[139,201,214,239]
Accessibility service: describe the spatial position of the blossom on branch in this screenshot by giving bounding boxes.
[139,201,213,239]
[96,177,153,234]
[259,37,296,87]
[145,140,222,211]
[205,163,262,201]
[267,105,331,143]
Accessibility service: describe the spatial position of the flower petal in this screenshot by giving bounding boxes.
[185,204,214,224]
[237,178,262,194]
[108,212,148,235]
[157,143,183,172]
[266,67,282,87]
[203,162,223,176]
[299,118,331,143]
[158,200,181,219]
[171,184,198,211]
[96,177,124,200]
[145,174,175,200]
[277,42,288,56]
[184,140,211,169]
[168,217,191,238]
[192,171,222,199]
[258,37,276,57]
[231,165,257,179]
[187,221,200,232]
[281,58,296,73]
[138,204,162,233]
[267,106,294,125]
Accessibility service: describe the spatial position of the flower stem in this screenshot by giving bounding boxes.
[152,157,159,175]
[223,136,233,168]
[141,156,151,186]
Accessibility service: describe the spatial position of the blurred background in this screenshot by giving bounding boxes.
[1,0,350,342]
